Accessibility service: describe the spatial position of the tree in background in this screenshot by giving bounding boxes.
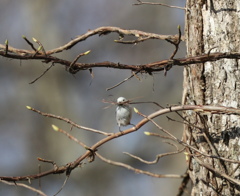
[0,1,240,195]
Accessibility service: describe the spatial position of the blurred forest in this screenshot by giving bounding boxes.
[0,0,186,195]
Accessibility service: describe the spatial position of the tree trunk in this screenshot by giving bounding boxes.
[183,0,240,195]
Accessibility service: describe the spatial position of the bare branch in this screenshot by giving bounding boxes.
[96,152,185,178]
[176,171,190,196]
[134,106,240,164]
[169,25,182,59]
[51,125,88,149]
[106,71,140,91]
[1,41,240,75]
[47,26,180,54]
[53,176,69,196]
[68,50,91,73]
[26,106,111,136]
[22,35,37,51]
[1,104,240,182]
[123,148,184,164]
[133,0,186,10]
[0,180,47,196]
[195,157,240,186]
[29,63,54,84]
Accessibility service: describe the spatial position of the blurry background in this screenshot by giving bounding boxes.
[0,0,187,195]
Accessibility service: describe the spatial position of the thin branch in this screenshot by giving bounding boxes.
[195,157,240,186]
[51,124,88,149]
[32,37,47,56]
[0,180,47,196]
[26,106,111,136]
[106,71,140,91]
[133,0,186,10]
[29,63,54,84]
[96,152,185,178]
[68,50,91,73]
[176,171,190,196]
[169,25,182,59]
[53,176,69,196]
[123,148,184,164]
[1,104,240,182]
[22,35,37,51]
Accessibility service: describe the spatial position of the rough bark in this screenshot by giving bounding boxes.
[183,0,240,195]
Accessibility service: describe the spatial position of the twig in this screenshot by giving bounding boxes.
[26,106,111,136]
[106,71,140,91]
[144,131,174,140]
[176,171,190,196]
[123,148,184,164]
[195,157,240,186]
[22,35,37,51]
[51,125,88,149]
[169,25,182,59]
[133,0,186,10]
[0,180,47,196]
[38,157,56,165]
[29,63,54,84]
[53,176,69,196]
[68,50,91,73]
[96,152,185,178]
[32,37,47,56]
[130,101,164,108]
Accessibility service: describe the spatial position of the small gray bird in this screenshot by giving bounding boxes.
[116,97,132,131]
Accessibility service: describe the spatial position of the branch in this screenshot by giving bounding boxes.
[195,157,240,186]
[96,153,185,178]
[26,106,111,136]
[0,26,179,55]
[123,148,184,164]
[1,104,240,182]
[133,0,186,10]
[1,43,240,74]
[0,180,47,196]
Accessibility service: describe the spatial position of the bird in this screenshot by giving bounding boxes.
[116,97,132,131]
